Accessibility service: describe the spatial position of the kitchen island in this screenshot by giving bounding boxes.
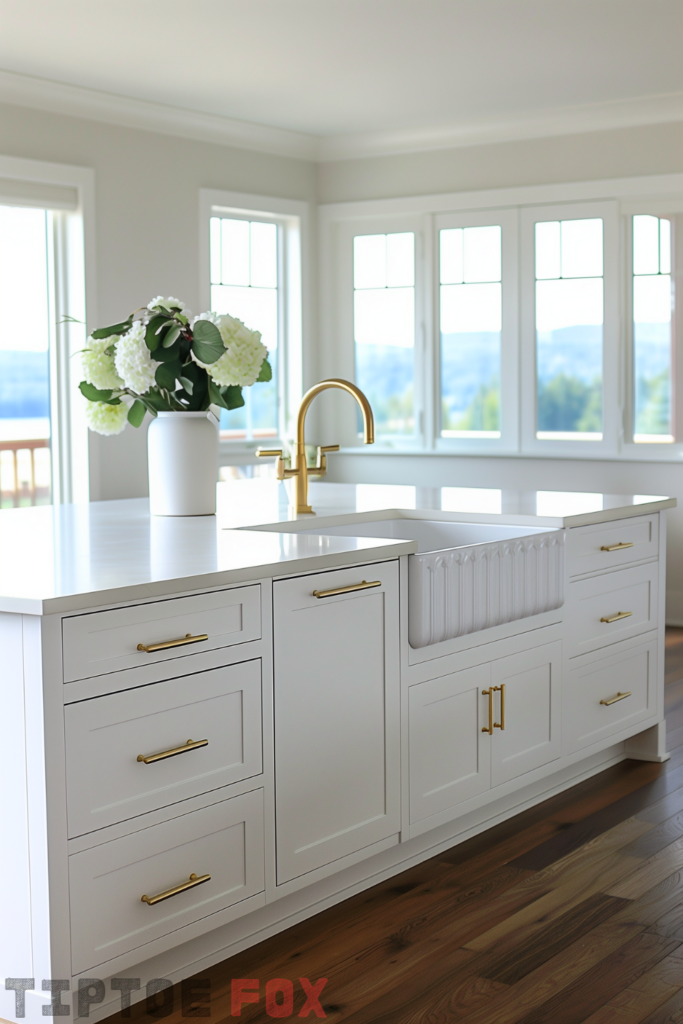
[0,481,675,1023]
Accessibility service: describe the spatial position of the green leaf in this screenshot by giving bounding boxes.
[224,385,245,410]
[257,358,272,383]
[154,341,181,363]
[155,360,183,390]
[192,319,224,364]
[178,375,194,395]
[145,315,167,351]
[127,399,146,428]
[79,381,117,404]
[91,319,131,340]
[162,324,181,348]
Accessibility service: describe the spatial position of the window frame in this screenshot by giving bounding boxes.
[319,171,683,463]
[199,188,308,463]
[520,200,620,458]
[325,213,426,450]
[434,207,519,455]
[0,153,94,503]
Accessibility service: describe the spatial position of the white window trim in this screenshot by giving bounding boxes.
[319,170,683,463]
[199,188,308,458]
[434,207,520,455]
[0,153,95,502]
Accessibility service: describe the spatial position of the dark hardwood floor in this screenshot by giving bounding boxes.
[106,629,683,1024]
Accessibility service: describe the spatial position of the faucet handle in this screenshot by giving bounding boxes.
[256,448,287,481]
[309,444,340,478]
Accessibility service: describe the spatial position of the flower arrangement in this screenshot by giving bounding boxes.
[79,296,271,435]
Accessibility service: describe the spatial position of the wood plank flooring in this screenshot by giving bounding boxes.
[106,629,683,1024]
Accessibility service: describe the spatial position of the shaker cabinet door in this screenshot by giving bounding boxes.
[409,663,492,826]
[273,561,400,885]
[490,641,562,787]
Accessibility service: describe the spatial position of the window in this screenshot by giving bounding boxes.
[353,232,415,438]
[0,158,90,506]
[0,205,52,506]
[439,225,502,438]
[200,189,306,457]
[210,216,279,440]
[534,217,604,440]
[632,215,674,442]
[322,175,683,461]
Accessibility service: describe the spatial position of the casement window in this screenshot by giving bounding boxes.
[0,159,91,506]
[200,189,306,460]
[323,178,683,461]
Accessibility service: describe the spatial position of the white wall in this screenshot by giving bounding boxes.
[0,100,317,499]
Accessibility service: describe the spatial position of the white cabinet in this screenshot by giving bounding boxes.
[273,561,400,885]
[490,642,562,786]
[65,660,263,837]
[409,664,491,824]
[408,641,561,827]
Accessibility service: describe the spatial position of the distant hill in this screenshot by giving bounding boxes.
[0,350,50,418]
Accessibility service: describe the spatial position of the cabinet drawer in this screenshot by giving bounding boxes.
[63,586,261,682]
[566,562,658,659]
[65,660,262,837]
[69,787,264,975]
[563,639,657,753]
[567,515,658,577]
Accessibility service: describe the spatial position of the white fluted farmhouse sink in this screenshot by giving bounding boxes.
[296,518,565,648]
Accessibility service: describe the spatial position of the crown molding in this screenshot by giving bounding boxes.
[0,68,318,162]
[318,91,683,162]
[0,67,682,166]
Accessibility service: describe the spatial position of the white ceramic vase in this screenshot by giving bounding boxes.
[147,411,219,516]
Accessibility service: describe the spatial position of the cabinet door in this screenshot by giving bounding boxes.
[490,641,561,787]
[274,561,400,885]
[409,664,491,826]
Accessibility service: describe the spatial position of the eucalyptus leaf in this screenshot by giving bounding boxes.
[224,384,245,410]
[155,341,181,363]
[145,315,166,351]
[192,319,224,364]
[79,381,117,404]
[91,319,132,340]
[155,361,182,390]
[162,324,181,348]
[178,375,194,395]
[127,399,146,428]
[257,358,272,383]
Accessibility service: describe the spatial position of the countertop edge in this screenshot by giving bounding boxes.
[10,541,415,617]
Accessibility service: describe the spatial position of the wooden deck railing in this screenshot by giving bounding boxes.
[0,438,51,507]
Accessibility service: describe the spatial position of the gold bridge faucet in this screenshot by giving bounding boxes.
[256,378,374,514]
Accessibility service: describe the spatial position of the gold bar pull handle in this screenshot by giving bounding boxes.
[137,633,208,654]
[600,542,634,552]
[309,444,341,478]
[137,738,208,765]
[600,691,632,707]
[493,683,506,730]
[482,688,494,735]
[600,611,633,624]
[312,580,381,599]
[141,872,211,906]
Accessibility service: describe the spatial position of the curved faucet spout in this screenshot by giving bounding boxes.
[297,378,374,448]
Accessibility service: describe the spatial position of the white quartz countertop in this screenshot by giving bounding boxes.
[0,480,674,615]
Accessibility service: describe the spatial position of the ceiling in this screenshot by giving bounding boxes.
[0,0,682,160]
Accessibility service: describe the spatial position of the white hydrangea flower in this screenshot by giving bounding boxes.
[115,322,159,395]
[193,311,268,388]
[148,295,186,313]
[81,336,124,391]
[85,400,128,435]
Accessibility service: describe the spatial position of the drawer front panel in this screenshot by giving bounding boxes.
[567,515,658,577]
[69,788,264,975]
[566,562,658,659]
[63,586,261,682]
[563,639,656,753]
[65,660,262,837]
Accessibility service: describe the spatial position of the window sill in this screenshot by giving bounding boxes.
[337,444,683,463]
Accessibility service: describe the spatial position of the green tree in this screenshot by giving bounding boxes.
[537,374,602,433]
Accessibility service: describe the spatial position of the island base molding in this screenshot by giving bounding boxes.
[71,738,634,1024]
